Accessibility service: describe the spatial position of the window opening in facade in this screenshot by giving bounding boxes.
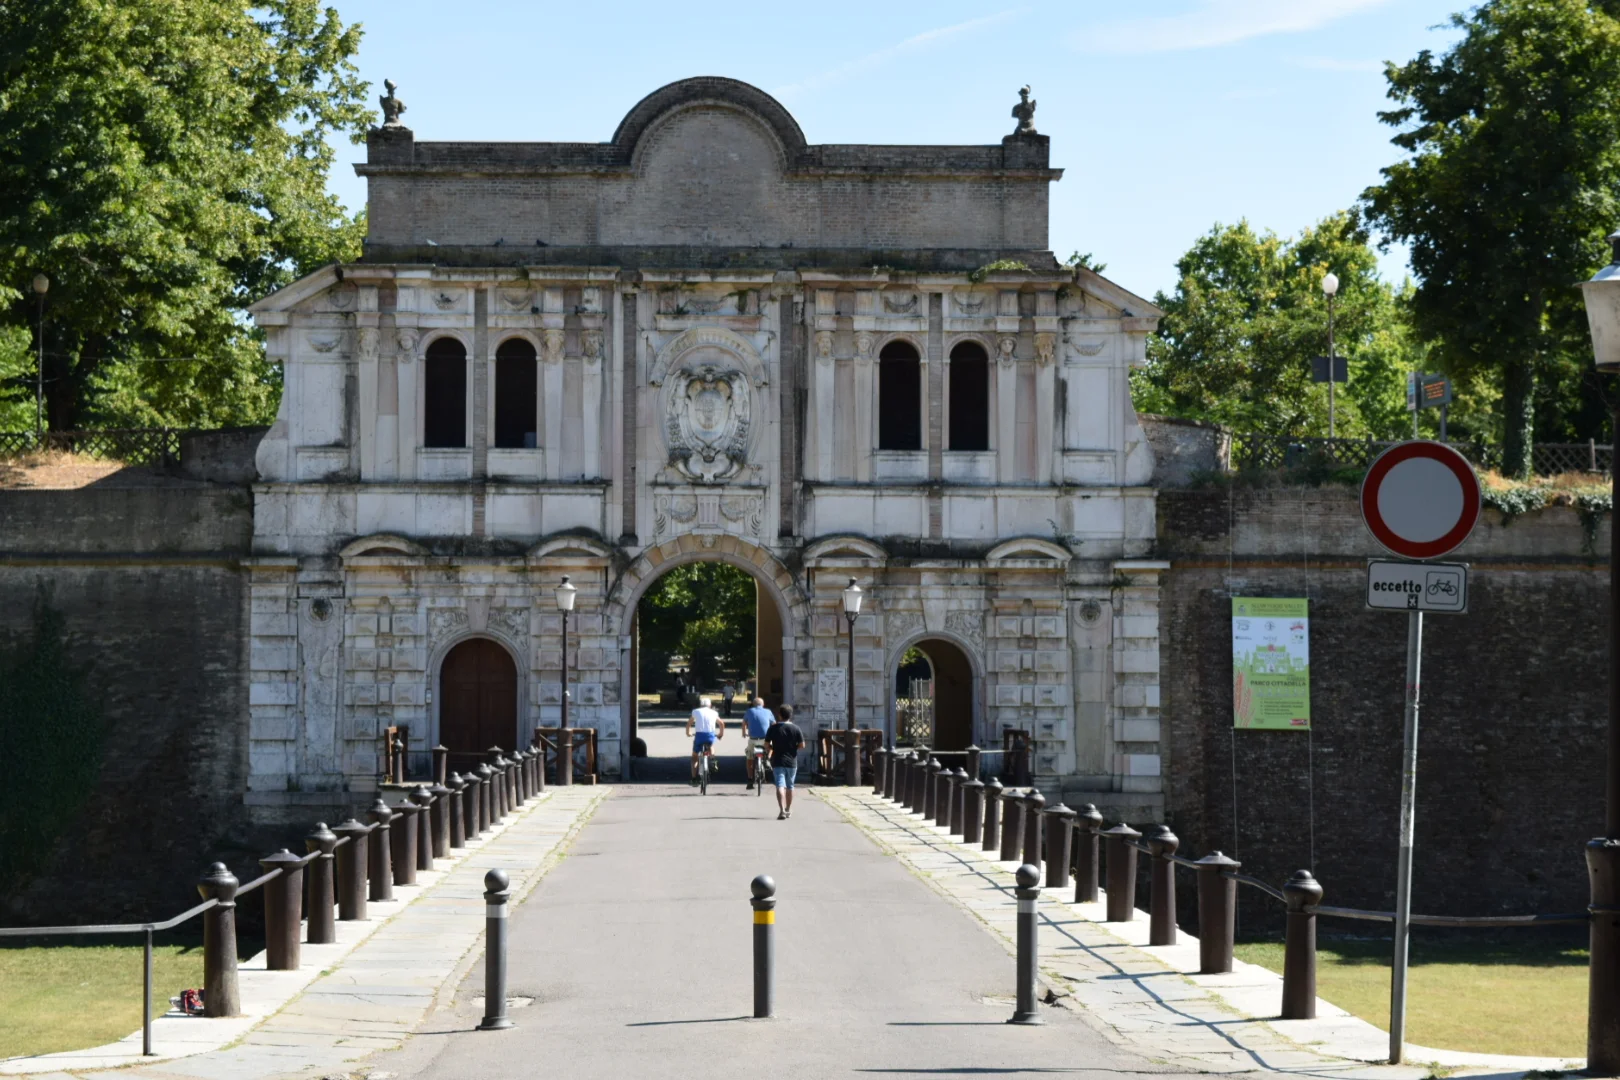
[877,341,922,451]
[948,342,990,451]
[423,337,468,448]
[494,338,538,449]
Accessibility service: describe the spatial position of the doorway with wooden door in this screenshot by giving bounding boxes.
[439,637,519,775]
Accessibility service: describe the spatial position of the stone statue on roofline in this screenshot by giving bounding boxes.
[380,79,407,128]
[1011,85,1037,136]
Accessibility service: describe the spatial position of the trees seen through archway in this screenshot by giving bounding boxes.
[636,562,756,691]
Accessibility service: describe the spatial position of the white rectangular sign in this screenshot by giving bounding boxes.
[816,667,848,723]
[1365,560,1469,613]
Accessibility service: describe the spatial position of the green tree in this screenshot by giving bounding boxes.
[1362,0,1620,477]
[1132,213,1421,440]
[637,563,757,690]
[0,0,371,432]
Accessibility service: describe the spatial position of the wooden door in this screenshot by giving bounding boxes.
[440,638,518,768]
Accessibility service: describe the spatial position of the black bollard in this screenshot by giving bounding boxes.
[872,747,887,796]
[1195,852,1240,974]
[332,818,368,921]
[476,763,494,832]
[1101,823,1141,922]
[558,726,575,787]
[531,744,547,795]
[1008,864,1043,1026]
[1072,804,1103,904]
[305,822,338,944]
[925,758,942,821]
[391,800,421,886]
[409,787,435,871]
[478,869,513,1030]
[259,849,304,971]
[936,765,956,829]
[487,748,507,821]
[1043,803,1075,890]
[198,863,242,1017]
[966,744,982,782]
[751,874,776,1019]
[1021,790,1046,870]
[1281,870,1323,1020]
[432,743,449,785]
[367,798,394,902]
[999,786,1022,861]
[950,768,969,836]
[962,776,985,845]
[1145,825,1179,947]
[982,778,1003,853]
[429,780,452,858]
[448,773,467,849]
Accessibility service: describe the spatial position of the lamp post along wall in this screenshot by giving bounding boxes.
[843,579,863,787]
[557,576,576,787]
[1323,271,1339,440]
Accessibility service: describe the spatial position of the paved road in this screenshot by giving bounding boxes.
[374,782,1163,1079]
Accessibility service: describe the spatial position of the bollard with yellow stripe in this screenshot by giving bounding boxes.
[750,874,776,1018]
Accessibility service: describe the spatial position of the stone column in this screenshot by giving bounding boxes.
[541,287,566,480]
[581,302,605,480]
[810,290,836,482]
[996,333,1019,482]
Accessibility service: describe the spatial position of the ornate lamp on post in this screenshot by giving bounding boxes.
[1321,272,1339,439]
[842,578,863,787]
[1578,231,1620,1072]
[556,576,577,787]
[31,274,48,439]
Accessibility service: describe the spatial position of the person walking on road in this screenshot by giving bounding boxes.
[686,696,724,787]
[742,697,774,789]
[764,704,806,820]
[721,681,736,718]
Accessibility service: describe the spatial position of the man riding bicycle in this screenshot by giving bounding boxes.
[686,696,724,787]
[742,697,773,789]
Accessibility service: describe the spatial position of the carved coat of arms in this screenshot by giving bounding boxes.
[666,364,750,482]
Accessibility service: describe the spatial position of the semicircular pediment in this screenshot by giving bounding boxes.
[611,77,807,163]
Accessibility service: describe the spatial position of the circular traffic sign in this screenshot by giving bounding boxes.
[1359,441,1481,560]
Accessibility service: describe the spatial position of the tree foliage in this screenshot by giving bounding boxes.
[1362,0,1620,477]
[637,563,757,690]
[0,0,371,432]
[1132,213,1422,440]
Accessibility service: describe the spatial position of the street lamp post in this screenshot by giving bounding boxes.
[31,274,48,440]
[1322,272,1339,440]
[843,578,863,787]
[556,576,577,787]
[1577,231,1620,1071]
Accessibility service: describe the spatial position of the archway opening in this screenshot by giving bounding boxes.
[439,637,518,774]
[628,560,785,783]
[894,638,975,751]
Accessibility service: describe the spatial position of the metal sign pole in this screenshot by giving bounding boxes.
[1388,607,1423,1064]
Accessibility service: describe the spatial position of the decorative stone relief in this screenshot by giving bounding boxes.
[499,288,531,312]
[953,292,988,316]
[997,336,1018,367]
[432,290,459,311]
[487,606,530,650]
[1073,340,1106,357]
[428,607,470,652]
[1034,333,1055,367]
[719,493,764,536]
[665,365,751,482]
[582,331,604,366]
[886,611,924,641]
[542,329,565,364]
[944,610,984,651]
[882,293,917,314]
[854,331,875,360]
[357,328,380,363]
[396,328,419,358]
[328,285,356,311]
[653,493,698,539]
[814,331,834,366]
[307,331,341,354]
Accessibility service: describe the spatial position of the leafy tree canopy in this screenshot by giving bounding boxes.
[1362,0,1620,477]
[637,563,757,689]
[0,0,371,432]
[1132,213,1422,440]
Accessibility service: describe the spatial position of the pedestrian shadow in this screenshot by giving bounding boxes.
[625,1015,751,1026]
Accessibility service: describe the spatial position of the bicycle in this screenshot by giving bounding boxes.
[697,750,711,795]
[752,745,768,797]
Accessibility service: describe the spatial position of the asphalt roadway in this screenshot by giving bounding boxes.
[374,727,1160,1079]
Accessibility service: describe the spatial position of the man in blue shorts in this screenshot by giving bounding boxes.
[742,696,774,789]
[686,696,724,786]
[764,704,805,820]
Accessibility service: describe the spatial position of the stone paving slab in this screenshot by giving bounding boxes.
[0,786,606,1077]
[821,790,1584,1078]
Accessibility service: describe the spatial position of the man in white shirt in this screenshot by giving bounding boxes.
[685,695,725,786]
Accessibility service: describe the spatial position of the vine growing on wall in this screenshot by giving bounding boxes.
[0,588,104,890]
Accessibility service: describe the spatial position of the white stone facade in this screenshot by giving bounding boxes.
[243,77,1165,816]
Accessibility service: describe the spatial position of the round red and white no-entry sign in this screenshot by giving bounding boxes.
[1360,441,1481,560]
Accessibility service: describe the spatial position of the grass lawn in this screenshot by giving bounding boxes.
[0,942,205,1059]
[1234,935,1587,1059]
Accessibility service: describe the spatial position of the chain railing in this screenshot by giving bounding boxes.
[0,429,180,466]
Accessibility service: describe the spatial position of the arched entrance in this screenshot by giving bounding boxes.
[891,637,979,751]
[438,637,518,773]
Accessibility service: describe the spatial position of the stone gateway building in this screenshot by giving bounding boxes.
[244,77,1167,821]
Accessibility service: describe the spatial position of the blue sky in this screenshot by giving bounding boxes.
[323,0,1467,299]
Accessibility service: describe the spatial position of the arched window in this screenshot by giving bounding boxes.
[948,342,990,451]
[494,338,538,449]
[877,340,922,451]
[423,337,467,448]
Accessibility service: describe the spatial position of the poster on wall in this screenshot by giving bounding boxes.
[1231,598,1311,730]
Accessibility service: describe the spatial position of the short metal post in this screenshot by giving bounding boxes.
[333,819,368,920]
[259,849,304,971]
[505,752,520,807]
[531,744,547,795]
[512,750,527,805]
[1282,870,1323,1020]
[872,746,887,796]
[477,763,494,831]
[1021,789,1046,870]
[1195,852,1240,974]
[884,746,898,799]
[305,822,338,944]
[559,727,575,787]
[1145,825,1179,947]
[962,776,985,844]
[198,863,241,1017]
[478,869,513,1031]
[751,874,776,1019]
[966,744,982,781]
[391,801,420,886]
[487,748,508,821]
[999,786,1022,861]
[1043,803,1075,890]
[409,787,435,871]
[936,765,956,829]
[448,774,467,848]
[432,743,449,785]
[949,767,968,835]
[924,758,941,821]
[982,778,1002,852]
[142,927,153,1055]
[1008,864,1043,1025]
[429,780,452,857]
[1073,804,1102,904]
[367,798,394,901]
[903,753,920,811]
[1101,823,1141,922]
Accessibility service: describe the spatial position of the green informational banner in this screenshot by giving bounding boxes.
[1231,598,1311,730]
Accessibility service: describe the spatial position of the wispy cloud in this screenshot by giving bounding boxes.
[1289,55,1385,73]
[773,10,1026,100]
[1074,0,1395,55]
